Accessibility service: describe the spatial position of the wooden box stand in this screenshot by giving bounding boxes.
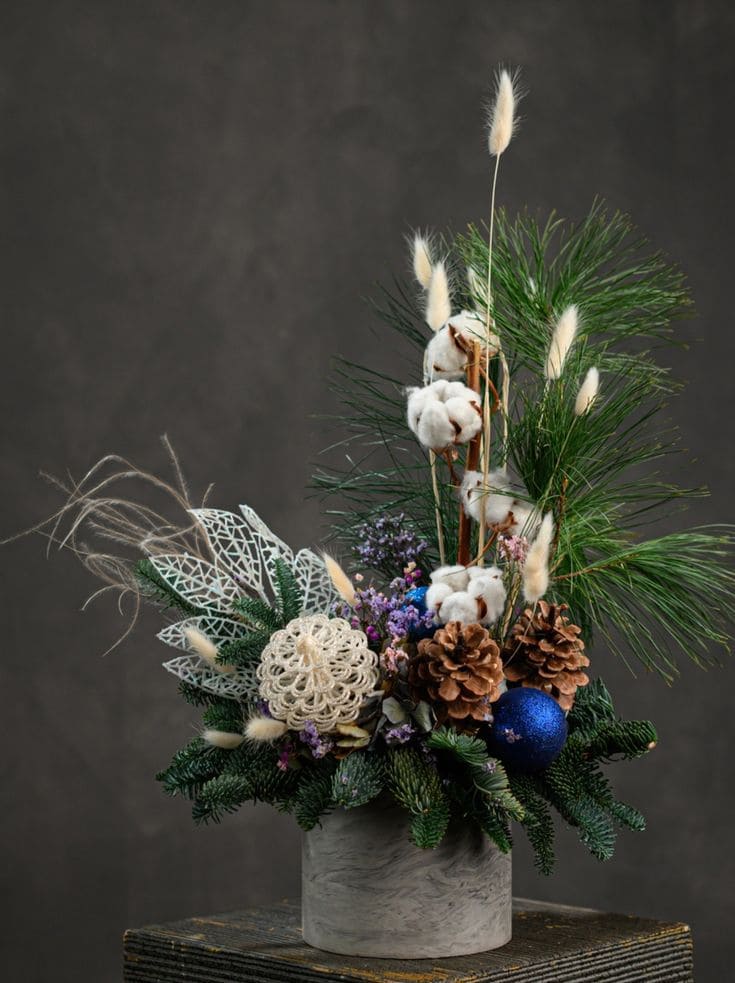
[124,897,694,982]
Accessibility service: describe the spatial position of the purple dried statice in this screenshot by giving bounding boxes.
[384,722,415,745]
[354,513,428,576]
[299,720,335,759]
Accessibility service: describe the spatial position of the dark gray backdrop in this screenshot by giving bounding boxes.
[2,1,733,980]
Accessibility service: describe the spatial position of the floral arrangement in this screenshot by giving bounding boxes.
[37,69,733,874]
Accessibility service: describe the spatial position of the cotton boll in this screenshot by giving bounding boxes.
[426,581,453,613]
[406,385,432,433]
[430,564,471,592]
[445,396,482,443]
[467,566,507,624]
[438,591,480,626]
[425,327,466,380]
[483,492,514,526]
[509,501,539,537]
[416,401,455,450]
[407,380,483,451]
[449,310,499,353]
[460,470,484,522]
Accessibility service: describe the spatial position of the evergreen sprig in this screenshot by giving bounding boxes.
[387,748,451,849]
[332,752,385,809]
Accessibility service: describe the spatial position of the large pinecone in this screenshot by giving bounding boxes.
[502,601,589,711]
[409,621,504,726]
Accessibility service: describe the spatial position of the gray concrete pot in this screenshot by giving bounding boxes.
[301,796,512,958]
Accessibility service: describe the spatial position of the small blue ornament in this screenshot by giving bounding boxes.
[404,586,436,641]
[405,586,428,615]
[487,688,567,773]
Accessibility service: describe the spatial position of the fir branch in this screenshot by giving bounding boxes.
[387,748,451,849]
[274,558,303,623]
[135,557,205,617]
[293,761,338,831]
[331,752,385,810]
[156,738,229,799]
[510,774,556,875]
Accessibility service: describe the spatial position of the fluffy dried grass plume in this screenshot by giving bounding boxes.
[412,232,433,290]
[545,304,579,380]
[183,626,234,674]
[245,715,288,742]
[425,261,451,332]
[574,367,600,416]
[522,511,554,603]
[203,729,245,749]
[487,68,518,157]
[322,553,356,607]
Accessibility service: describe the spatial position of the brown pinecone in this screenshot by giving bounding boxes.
[502,601,589,711]
[409,621,504,727]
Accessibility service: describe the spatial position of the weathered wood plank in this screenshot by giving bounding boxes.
[123,897,694,982]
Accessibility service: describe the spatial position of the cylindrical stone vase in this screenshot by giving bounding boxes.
[301,796,512,958]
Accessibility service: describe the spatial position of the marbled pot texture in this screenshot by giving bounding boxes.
[301,796,512,958]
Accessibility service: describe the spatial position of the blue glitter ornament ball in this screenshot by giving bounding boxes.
[404,586,436,641]
[487,687,567,772]
[405,585,428,614]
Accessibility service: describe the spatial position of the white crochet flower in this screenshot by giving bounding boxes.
[257,615,379,733]
[425,310,498,381]
[406,380,482,451]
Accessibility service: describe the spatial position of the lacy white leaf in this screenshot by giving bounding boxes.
[149,553,240,611]
[189,507,294,601]
[162,654,260,701]
[294,548,338,614]
[157,616,246,652]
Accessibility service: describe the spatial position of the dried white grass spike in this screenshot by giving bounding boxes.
[322,553,356,607]
[522,512,554,603]
[425,261,451,332]
[574,367,600,416]
[203,729,245,749]
[183,626,234,674]
[245,715,288,742]
[412,232,433,290]
[545,304,579,380]
[488,68,518,157]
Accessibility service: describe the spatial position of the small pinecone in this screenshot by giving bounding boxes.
[502,601,589,711]
[409,622,504,726]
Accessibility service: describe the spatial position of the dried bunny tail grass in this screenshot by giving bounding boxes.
[467,266,488,310]
[575,367,600,415]
[183,626,235,674]
[322,553,356,607]
[522,511,554,603]
[411,231,433,290]
[545,304,579,380]
[245,716,288,742]
[3,435,213,652]
[425,261,451,332]
[203,729,245,749]
[487,67,519,157]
